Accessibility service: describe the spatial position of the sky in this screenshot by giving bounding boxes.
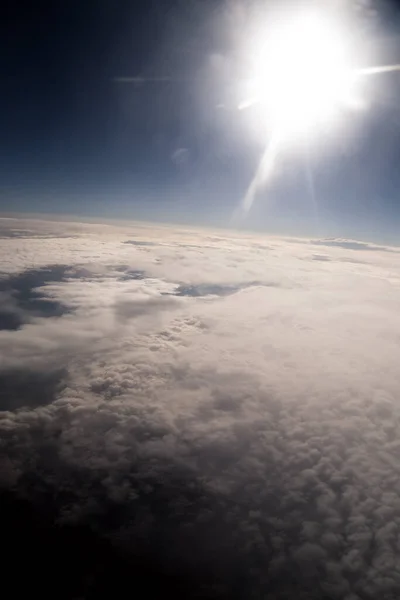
[2,0,400,240]
[1,215,400,598]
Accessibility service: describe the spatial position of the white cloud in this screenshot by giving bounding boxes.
[1,216,400,598]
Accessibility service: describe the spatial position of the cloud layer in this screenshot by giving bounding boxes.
[1,217,400,599]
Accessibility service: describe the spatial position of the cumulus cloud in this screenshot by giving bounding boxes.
[1,217,400,599]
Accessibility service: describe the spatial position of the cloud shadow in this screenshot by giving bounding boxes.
[124,240,158,247]
[170,281,264,298]
[0,367,68,411]
[118,269,146,281]
[0,265,89,330]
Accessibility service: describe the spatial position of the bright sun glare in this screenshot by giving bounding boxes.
[240,13,361,140]
[234,8,400,219]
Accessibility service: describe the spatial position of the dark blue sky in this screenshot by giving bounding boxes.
[2,0,400,241]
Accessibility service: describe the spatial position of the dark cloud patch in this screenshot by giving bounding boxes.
[307,253,367,265]
[0,308,22,330]
[311,238,399,252]
[0,489,140,600]
[0,265,92,330]
[118,269,146,281]
[176,243,223,251]
[0,368,67,411]
[124,240,159,247]
[0,443,247,600]
[178,243,209,250]
[171,282,263,297]
[1,488,241,600]
[311,254,331,262]
[111,264,147,281]
[0,265,80,292]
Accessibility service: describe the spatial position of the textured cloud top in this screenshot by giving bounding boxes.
[1,217,400,599]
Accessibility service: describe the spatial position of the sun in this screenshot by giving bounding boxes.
[240,12,361,141]
[233,8,400,219]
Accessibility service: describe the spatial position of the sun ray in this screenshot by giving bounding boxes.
[303,141,320,237]
[357,64,400,76]
[231,130,280,224]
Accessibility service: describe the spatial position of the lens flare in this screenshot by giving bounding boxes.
[236,10,364,218]
[241,13,361,141]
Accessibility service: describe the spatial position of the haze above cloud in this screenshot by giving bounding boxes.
[1,216,400,599]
